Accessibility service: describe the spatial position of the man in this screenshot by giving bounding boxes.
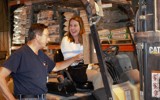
[0,23,83,100]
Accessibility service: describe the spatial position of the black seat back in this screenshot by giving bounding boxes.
[53,49,64,62]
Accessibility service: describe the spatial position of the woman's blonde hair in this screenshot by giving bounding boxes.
[66,15,85,45]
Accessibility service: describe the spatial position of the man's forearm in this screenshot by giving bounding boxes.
[53,53,83,72]
[0,77,15,100]
[54,56,76,71]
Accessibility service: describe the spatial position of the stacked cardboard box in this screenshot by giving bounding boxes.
[37,10,60,43]
[12,5,32,44]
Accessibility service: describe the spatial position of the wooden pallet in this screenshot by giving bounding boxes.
[101,39,132,44]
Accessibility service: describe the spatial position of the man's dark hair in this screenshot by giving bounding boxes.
[27,23,47,41]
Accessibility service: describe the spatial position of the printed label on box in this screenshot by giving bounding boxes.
[125,90,132,100]
[152,71,160,98]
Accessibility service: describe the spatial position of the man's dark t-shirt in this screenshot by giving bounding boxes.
[3,45,55,95]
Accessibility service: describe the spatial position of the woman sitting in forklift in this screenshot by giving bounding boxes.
[60,15,104,90]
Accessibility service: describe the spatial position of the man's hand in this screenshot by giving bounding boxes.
[74,53,84,61]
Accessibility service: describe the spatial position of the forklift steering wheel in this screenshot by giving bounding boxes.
[103,46,119,57]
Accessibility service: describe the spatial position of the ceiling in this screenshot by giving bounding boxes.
[8,0,135,7]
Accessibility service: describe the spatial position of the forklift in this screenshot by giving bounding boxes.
[47,0,141,100]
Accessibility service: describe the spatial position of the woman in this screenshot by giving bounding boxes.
[61,15,103,90]
[61,15,84,66]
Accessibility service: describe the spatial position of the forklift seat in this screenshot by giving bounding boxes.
[48,49,93,95]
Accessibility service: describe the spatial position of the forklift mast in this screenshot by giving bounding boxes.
[80,0,113,99]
